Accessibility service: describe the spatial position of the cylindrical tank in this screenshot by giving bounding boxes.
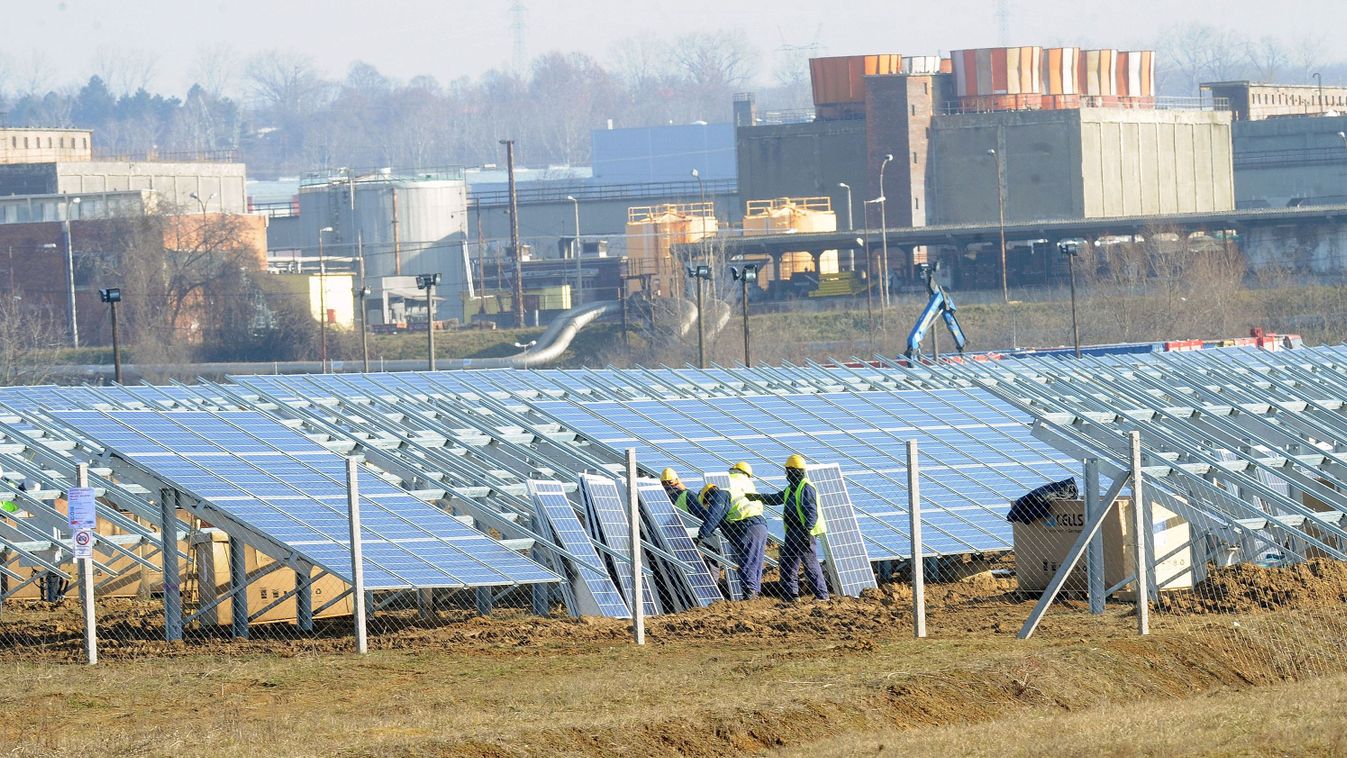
[624,203,716,298]
[1116,50,1155,105]
[742,198,838,281]
[297,170,471,319]
[1077,49,1119,101]
[952,47,1044,110]
[809,54,902,119]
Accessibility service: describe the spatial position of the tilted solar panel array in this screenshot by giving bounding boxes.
[538,388,1075,560]
[526,479,631,618]
[52,410,559,590]
[578,474,660,617]
[635,480,722,608]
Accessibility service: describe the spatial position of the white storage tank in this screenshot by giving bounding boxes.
[298,168,472,322]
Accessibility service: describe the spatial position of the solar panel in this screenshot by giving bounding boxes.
[578,474,660,617]
[635,480,722,608]
[538,388,1076,560]
[807,464,878,598]
[525,479,631,618]
[53,410,559,591]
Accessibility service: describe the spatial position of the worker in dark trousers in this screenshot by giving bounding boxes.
[746,454,829,601]
[696,482,767,599]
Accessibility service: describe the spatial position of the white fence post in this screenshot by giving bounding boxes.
[1130,431,1149,636]
[626,448,645,645]
[907,440,925,639]
[76,463,97,665]
[346,456,368,654]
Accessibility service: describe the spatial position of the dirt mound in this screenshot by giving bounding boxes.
[1158,559,1347,614]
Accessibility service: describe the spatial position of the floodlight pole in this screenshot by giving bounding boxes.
[1130,431,1149,636]
[77,462,97,664]
[346,456,368,654]
[626,448,645,645]
[1084,458,1104,615]
[739,267,753,367]
[99,289,123,384]
[426,280,436,371]
[906,440,925,638]
[1061,242,1081,358]
[693,270,707,369]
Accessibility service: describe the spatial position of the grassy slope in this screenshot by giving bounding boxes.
[5,616,1347,757]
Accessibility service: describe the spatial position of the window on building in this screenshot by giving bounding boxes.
[47,137,52,148]
[914,197,920,210]
[912,151,918,164]
[910,104,917,116]
[923,82,929,95]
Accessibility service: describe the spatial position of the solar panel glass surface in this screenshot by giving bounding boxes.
[636,480,721,607]
[526,479,631,618]
[53,410,558,590]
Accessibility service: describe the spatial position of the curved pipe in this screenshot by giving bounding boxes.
[449,300,621,369]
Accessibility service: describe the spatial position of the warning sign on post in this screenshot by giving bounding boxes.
[74,528,94,559]
[67,487,96,532]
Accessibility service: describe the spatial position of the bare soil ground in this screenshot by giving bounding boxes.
[3,563,1346,756]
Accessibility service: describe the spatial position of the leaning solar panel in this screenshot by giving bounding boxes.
[578,474,660,616]
[51,409,559,591]
[635,479,722,608]
[807,464,878,597]
[526,479,632,618]
[534,387,1076,560]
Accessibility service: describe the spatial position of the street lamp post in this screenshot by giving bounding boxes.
[416,273,441,371]
[1058,241,1082,359]
[98,288,123,383]
[731,264,758,367]
[838,182,855,272]
[62,195,81,350]
[687,265,712,369]
[987,148,1009,303]
[864,198,886,331]
[317,227,334,372]
[188,191,216,215]
[566,195,582,306]
[878,154,893,308]
[356,285,371,373]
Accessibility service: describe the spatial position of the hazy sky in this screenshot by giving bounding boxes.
[1,0,1343,96]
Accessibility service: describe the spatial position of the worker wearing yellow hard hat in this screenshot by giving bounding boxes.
[693,461,767,599]
[660,467,696,514]
[746,453,829,601]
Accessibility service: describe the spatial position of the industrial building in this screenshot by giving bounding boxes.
[729,45,1245,289]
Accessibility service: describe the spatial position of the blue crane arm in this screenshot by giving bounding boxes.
[940,296,968,353]
[905,289,947,358]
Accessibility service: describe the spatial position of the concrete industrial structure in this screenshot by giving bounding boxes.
[0,158,247,214]
[0,128,94,164]
[929,107,1234,224]
[1203,81,1347,122]
[1231,113,1347,208]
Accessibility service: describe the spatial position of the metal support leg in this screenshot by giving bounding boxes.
[229,536,249,639]
[295,569,313,633]
[474,587,492,616]
[419,588,435,620]
[162,489,183,642]
[76,463,96,665]
[1084,458,1105,615]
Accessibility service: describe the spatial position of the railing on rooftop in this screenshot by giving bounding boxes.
[95,148,241,163]
[754,108,818,125]
[300,165,467,187]
[470,177,736,208]
[939,95,1231,115]
[249,199,299,218]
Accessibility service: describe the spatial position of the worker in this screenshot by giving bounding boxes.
[746,454,829,601]
[660,468,698,515]
[696,472,768,600]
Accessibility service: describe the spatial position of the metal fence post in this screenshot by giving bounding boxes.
[1130,431,1149,636]
[76,463,97,664]
[907,440,925,638]
[162,488,183,642]
[346,456,368,654]
[626,448,645,645]
[1084,458,1105,615]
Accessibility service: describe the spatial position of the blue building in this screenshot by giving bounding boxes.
[591,123,736,184]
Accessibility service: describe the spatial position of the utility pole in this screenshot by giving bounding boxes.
[567,195,582,306]
[501,139,525,328]
[417,273,441,371]
[317,227,334,372]
[1060,241,1082,358]
[347,168,368,371]
[878,154,893,309]
[988,147,1009,303]
[63,196,81,348]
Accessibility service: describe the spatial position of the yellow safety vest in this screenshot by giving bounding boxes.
[787,477,826,536]
[727,471,762,522]
[672,489,692,513]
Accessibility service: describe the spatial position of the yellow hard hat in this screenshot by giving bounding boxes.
[785,454,806,470]
[660,467,680,484]
[699,483,718,503]
[729,461,754,478]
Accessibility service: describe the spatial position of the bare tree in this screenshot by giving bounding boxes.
[0,297,62,386]
[245,51,331,123]
[189,44,240,99]
[90,47,159,97]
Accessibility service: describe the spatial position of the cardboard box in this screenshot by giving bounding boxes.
[194,531,353,626]
[1013,498,1193,597]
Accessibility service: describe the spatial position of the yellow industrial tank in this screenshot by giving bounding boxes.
[625,202,717,297]
[742,197,839,281]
